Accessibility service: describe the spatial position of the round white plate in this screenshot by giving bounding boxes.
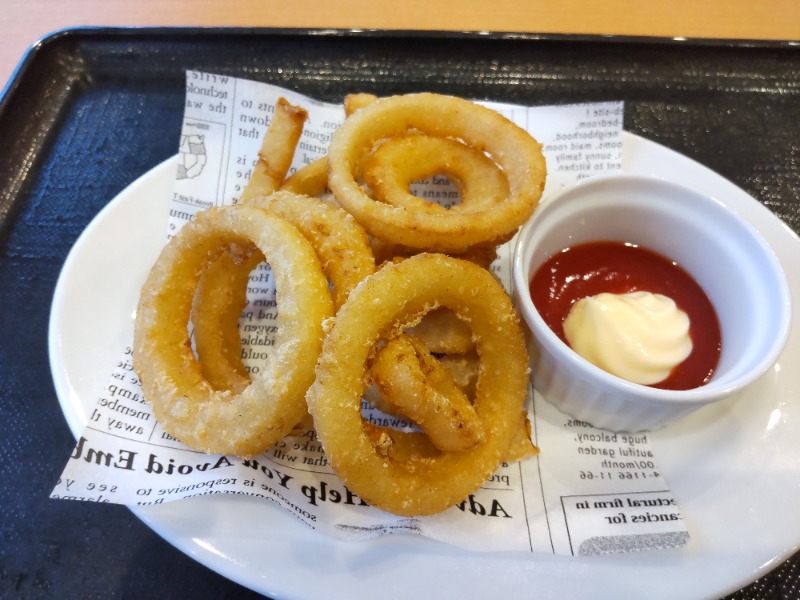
[49,132,800,599]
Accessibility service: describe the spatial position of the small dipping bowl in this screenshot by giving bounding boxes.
[512,173,792,432]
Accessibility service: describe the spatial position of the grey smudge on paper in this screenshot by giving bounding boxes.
[578,531,690,556]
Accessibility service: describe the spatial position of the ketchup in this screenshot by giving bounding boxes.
[529,241,721,390]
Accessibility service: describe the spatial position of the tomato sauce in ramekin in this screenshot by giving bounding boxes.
[529,241,721,390]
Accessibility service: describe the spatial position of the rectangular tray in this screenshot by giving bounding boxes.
[0,27,797,599]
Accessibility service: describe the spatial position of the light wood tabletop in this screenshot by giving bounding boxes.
[3,0,799,91]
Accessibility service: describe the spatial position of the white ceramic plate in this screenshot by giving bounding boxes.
[49,132,800,599]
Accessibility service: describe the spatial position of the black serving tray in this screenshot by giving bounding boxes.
[0,27,798,599]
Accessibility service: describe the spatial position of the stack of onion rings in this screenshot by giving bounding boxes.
[134,91,542,515]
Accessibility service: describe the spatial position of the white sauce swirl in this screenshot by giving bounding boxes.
[563,291,692,385]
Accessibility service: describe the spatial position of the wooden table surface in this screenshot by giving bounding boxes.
[2,0,800,90]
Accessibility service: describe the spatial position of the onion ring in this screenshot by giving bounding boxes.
[368,344,538,461]
[343,92,378,115]
[279,157,329,197]
[279,93,377,197]
[190,248,264,392]
[363,134,510,214]
[133,204,334,457]
[369,335,484,452]
[306,253,529,516]
[240,97,308,202]
[326,92,546,252]
[248,192,375,309]
[192,191,375,390]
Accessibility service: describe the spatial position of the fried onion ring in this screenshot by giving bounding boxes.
[248,192,375,309]
[190,248,264,392]
[368,343,538,462]
[343,92,378,115]
[192,191,375,391]
[240,98,308,202]
[279,94,377,197]
[134,204,334,457]
[279,157,329,197]
[326,93,546,252]
[306,253,529,516]
[363,134,510,214]
[369,335,484,452]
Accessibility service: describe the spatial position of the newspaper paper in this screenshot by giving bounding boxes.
[52,72,689,556]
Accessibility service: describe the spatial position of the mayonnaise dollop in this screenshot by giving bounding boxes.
[563,291,693,385]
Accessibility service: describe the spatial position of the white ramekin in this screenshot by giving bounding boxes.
[512,173,792,432]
